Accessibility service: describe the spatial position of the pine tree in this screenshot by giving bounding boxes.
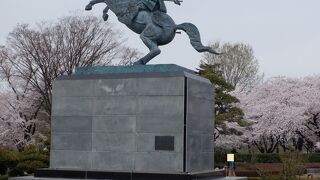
[198,63,247,140]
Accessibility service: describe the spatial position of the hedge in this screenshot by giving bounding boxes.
[0,149,19,176]
[307,153,320,163]
[215,153,320,164]
[0,146,49,177]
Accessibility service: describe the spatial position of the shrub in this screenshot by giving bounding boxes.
[234,153,281,163]
[307,153,320,163]
[216,152,282,164]
[14,144,49,174]
[214,147,227,165]
[16,161,47,174]
[257,169,282,180]
[255,154,281,163]
[257,152,305,180]
[0,149,19,176]
[236,154,252,163]
[234,153,320,163]
[0,174,9,180]
[280,152,305,178]
[0,164,7,176]
[0,144,49,177]
[19,154,49,165]
[8,168,24,177]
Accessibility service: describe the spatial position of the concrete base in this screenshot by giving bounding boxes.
[50,66,214,173]
[36,65,249,180]
[27,168,226,180]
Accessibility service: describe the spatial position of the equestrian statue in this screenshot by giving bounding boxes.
[85,0,220,65]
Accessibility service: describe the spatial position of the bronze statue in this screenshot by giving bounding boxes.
[86,0,220,65]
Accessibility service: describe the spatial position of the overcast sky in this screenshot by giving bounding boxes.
[0,0,319,78]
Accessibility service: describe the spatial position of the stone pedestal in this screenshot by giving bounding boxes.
[50,65,214,174]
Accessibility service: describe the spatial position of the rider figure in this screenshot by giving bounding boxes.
[141,0,168,13]
[119,0,180,25]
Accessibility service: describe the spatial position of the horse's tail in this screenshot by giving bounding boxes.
[176,23,220,54]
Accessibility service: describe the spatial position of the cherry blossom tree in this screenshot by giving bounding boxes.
[0,74,43,150]
[236,76,320,153]
[214,122,253,152]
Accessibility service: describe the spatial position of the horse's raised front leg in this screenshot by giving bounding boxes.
[133,34,161,65]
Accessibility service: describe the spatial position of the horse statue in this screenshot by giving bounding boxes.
[85,0,220,65]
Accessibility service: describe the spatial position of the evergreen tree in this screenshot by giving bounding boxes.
[198,63,247,140]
